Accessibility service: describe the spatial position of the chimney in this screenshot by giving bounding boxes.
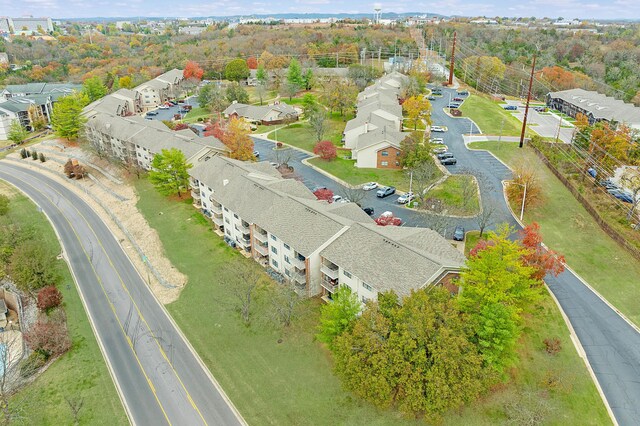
[364,122,368,132]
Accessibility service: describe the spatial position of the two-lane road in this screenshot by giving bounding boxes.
[0,162,244,426]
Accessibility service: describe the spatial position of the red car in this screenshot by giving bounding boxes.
[453,97,464,102]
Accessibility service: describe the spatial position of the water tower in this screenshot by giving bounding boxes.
[374,4,382,24]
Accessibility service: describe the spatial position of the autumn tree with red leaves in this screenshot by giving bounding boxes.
[36,286,63,312]
[25,312,71,357]
[375,213,402,226]
[313,188,334,202]
[204,120,226,140]
[183,60,204,81]
[246,56,258,70]
[313,140,337,161]
[173,123,189,131]
[520,222,565,280]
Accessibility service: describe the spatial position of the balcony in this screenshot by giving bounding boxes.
[291,253,306,270]
[212,215,224,227]
[321,277,339,293]
[240,220,250,233]
[320,263,339,280]
[238,237,251,249]
[191,186,201,195]
[192,198,202,208]
[191,190,201,200]
[291,271,306,285]
[254,243,268,256]
[253,230,268,243]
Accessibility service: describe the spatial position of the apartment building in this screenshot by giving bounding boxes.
[188,155,466,301]
[134,69,186,110]
[84,88,143,117]
[83,112,228,169]
[343,72,409,169]
[222,101,299,125]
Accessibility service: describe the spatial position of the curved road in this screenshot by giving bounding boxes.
[256,88,640,425]
[0,162,244,426]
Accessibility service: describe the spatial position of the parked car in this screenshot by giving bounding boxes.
[432,90,442,95]
[168,100,178,106]
[337,198,350,204]
[440,157,457,165]
[362,207,375,216]
[428,96,436,100]
[503,105,518,111]
[178,108,188,113]
[534,106,547,112]
[331,195,343,203]
[437,152,455,160]
[431,125,445,132]
[312,185,327,192]
[453,97,464,102]
[362,182,379,191]
[182,104,193,111]
[253,150,260,158]
[431,138,445,144]
[432,146,448,154]
[457,90,469,96]
[397,192,415,204]
[376,186,396,198]
[453,226,465,241]
[146,111,158,116]
[158,105,169,110]
[269,162,279,167]
[447,103,461,109]
[587,167,597,178]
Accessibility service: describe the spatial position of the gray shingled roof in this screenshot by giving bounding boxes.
[548,88,640,126]
[355,126,405,151]
[357,100,403,119]
[320,223,465,298]
[223,102,298,122]
[344,111,397,132]
[2,82,81,96]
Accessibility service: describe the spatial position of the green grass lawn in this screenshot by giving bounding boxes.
[0,182,126,425]
[468,141,640,326]
[427,175,480,216]
[459,94,528,136]
[182,106,211,124]
[309,156,410,191]
[134,179,609,425]
[268,115,347,152]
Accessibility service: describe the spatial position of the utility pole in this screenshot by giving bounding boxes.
[519,54,536,148]
[448,31,456,86]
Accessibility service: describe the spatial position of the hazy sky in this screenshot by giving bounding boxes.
[1,0,639,20]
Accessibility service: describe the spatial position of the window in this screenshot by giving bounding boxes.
[284,243,290,250]
[284,255,290,264]
[381,161,388,166]
[396,151,401,156]
[272,259,279,268]
[271,246,278,255]
[363,283,372,291]
[224,207,229,212]
[224,218,230,224]
[381,150,389,156]
[395,161,400,166]
[271,235,277,241]
[344,271,352,278]
[233,213,239,219]
[285,269,291,277]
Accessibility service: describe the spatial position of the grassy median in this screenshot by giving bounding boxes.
[469,141,640,326]
[459,94,526,136]
[1,182,126,425]
[134,178,609,425]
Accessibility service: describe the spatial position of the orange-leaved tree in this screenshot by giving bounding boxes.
[223,117,254,161]
[183,60,204,81]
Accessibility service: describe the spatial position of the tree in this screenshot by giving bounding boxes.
[256,65,267,85]
[375,212,402,226]
[283,81,299,101]
[204,120,226,140]
[520,223,565,280]
[340,187,366,207]
[118,76,133,89]
[223,117,254,161]
[225,58,250,82]
[286,58,303,97]
[347,64,380,91]
[225,82,249,104]
[148,148,192,197]
[271,280,302,327]
[36,286,63,311]
[7,120,28,144]
[255,82,267,106]
[82,76,107,102]
[308,108,327,142]
[31,150,38,160]
[24,311,71,357]
[313,188,334,202]
[39,152,46,162]
[197,83,215,107]
[322,80,357,117]
[246,56,258,70]
[476,202,497,237]
[51,93,88,140]
[332,289,488,418]
[208,85,227,116]
[620,167,640,220]
[507,161,543,213]
[313,140,337,160]
[221,263,264,325]
[473,302,519,373]
[316,285,360,346]
[302,68,314,91]
[409,159,440,207]
[403,95,432,131]
[8,240,59,297]
[183,60,204,81]
[63,159,75,178]
[0,195,8,216]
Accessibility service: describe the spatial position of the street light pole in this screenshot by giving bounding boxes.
[519,54,537,148]
[513,181,527,221]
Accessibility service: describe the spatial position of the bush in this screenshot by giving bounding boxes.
[197,117,204,122]
[39,152,46,162]
[36,286,63,312]
[24,312,71,357]
[313,140,337,161]
[20,351,48,378]
[543,337,562,355]
[20,148,28,159]
[31,150,38,160]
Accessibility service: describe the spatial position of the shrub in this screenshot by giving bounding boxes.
[31,150,38,160]
[39,152,46,162]
[19,351,48,378]
[313,140,337,161]
[543,337,562,355]
[20,148,28,159]
[25,312,71,357]
[313,188,334,201]
[197,117,204,122]
[36,286,63,311]
[276,142,283,148]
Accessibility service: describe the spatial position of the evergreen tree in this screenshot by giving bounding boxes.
[82,76,108,102]
[7,120,28,144]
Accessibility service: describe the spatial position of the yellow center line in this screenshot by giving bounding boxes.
[0,170,172,426]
